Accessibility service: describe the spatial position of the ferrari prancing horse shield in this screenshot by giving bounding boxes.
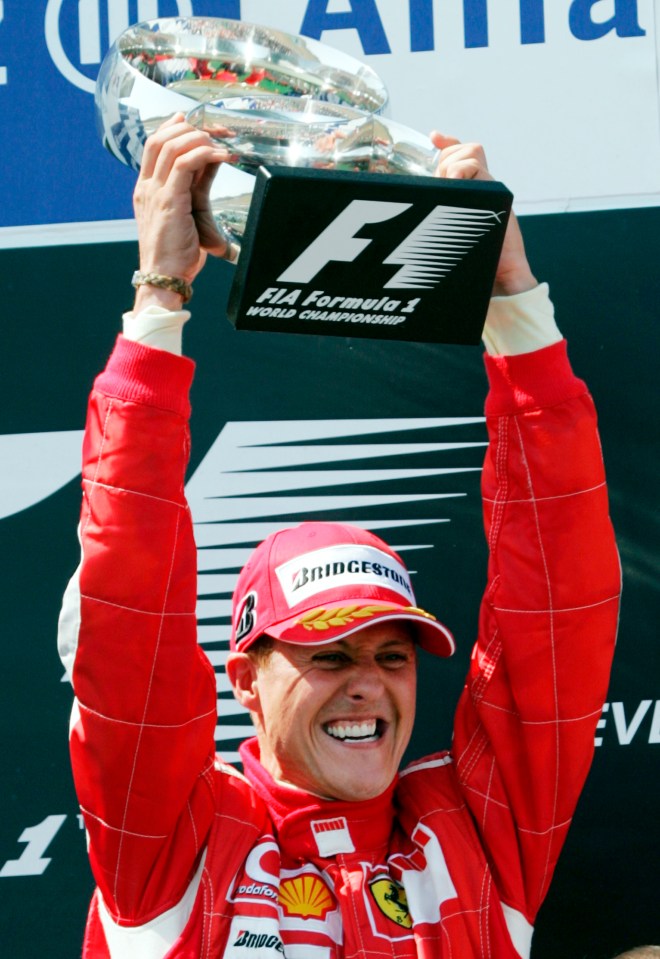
[369,875,413,928]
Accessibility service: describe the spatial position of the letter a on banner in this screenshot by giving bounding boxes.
[300,0,391,54]
[569,0,646,40]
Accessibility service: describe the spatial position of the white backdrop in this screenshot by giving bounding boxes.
[242,0,660,213]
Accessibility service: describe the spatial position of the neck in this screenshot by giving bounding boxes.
[272,775,335,802]
[239,737,397,861]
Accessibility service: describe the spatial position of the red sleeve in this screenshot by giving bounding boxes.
[452,340,621,922]
[61,336,219,923]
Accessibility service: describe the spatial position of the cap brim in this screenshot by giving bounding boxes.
[267,600,455,658]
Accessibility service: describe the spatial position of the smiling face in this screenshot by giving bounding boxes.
[227,622,417,801]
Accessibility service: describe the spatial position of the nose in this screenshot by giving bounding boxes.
[343,660,386,701]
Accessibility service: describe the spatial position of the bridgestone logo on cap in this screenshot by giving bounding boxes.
[276,545,414,608]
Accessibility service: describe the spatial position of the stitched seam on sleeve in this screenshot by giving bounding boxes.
[513,416,559,903]
[112,510,184,912]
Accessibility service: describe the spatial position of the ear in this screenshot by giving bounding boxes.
[226,652,261,712]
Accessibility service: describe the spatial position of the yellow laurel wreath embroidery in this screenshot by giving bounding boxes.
[404,606,437,622]
[297,605,397,631]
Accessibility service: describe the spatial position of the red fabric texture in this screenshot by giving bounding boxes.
[62,335,620,958]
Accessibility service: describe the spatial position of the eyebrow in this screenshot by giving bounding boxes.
[320,636,414,652]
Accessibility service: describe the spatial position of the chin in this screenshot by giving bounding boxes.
[317,750,401,802]
[329,775,393,803]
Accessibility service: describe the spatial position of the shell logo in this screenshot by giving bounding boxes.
[278,875,335,919]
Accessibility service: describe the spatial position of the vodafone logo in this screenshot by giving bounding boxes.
[44,0,194,93]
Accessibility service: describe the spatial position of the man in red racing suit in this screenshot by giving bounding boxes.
[58,122,620,959]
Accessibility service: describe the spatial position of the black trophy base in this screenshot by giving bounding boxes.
[227,167,512,344]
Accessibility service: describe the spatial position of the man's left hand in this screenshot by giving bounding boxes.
[430,133,537,297]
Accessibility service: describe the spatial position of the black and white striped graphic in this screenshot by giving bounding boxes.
[384,206,506,289]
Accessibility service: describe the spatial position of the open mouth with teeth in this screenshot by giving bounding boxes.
[323,719,384,743]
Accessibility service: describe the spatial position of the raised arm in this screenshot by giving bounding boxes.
[57,120,229,926]
[433,138,621,929]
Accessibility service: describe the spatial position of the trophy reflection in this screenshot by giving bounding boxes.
[96,17,439,261]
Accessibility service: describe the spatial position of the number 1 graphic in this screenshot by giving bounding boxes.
[0,815,67,877]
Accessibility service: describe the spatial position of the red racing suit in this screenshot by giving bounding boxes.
[58,334,620,959]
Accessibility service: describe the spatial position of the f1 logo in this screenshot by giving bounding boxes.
[278,200,411,285]
[229,167,511,341]
[277,199,504,290]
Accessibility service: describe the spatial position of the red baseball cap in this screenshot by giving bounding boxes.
[231,522,455,657]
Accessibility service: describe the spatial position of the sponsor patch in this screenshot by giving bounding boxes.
[236,590,258,642]
[234,882,278,902]
[311,817,355,856]
[278,874,335,919]
[369,875,413,928]
[276,545,414,608]
[232,929,285,952]
[227,839,280,910]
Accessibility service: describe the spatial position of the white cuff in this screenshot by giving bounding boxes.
[122,306,191,356]
[482,283,562,356]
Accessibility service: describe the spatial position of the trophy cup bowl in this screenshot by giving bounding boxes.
[96,17,441,260]
[96,16,388,169]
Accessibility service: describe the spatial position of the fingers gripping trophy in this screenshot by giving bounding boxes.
[96,16,513,342]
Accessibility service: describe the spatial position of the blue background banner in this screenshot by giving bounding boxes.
[0,1,240,227]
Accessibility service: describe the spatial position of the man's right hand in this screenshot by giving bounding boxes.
[132,114,231,311]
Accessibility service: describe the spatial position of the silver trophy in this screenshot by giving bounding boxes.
[97,16,511,343]
[96,17,440,261]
